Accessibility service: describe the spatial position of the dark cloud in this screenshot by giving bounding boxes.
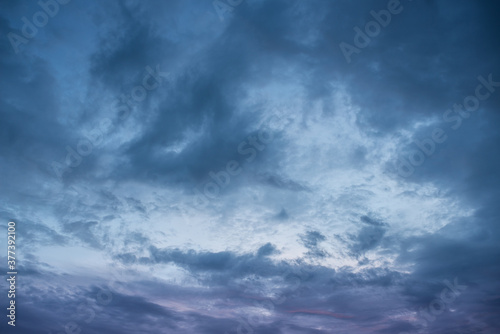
[347,216,388,257]
[1,0,500,332]
[257,242,279,257]
[300,231,329,259]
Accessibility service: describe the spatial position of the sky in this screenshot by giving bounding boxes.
[1,0,500,333]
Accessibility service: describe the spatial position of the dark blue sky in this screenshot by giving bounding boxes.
[1,0,500,333]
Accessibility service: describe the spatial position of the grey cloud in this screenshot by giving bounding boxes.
[275,208,290,220]
[347,216,388,257]
[1,0,500,332]
[63,221,101,248]
[300,231,329,259]
[257,242,279,257]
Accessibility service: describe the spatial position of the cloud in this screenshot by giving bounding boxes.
[1,0,500,332]
[347,216,388,257]
[257,242,279,257]
[62,221,101,248]
[299,231,329,259]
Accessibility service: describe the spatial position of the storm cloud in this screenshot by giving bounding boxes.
[1,0,500,333]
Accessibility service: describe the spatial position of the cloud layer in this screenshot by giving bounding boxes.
[1,0,500,333]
